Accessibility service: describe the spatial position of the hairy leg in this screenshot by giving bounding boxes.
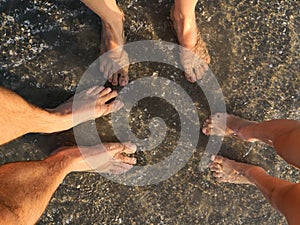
[203,113,300,168]
[0,86,122,145]
[0,142,136,225]
[81,0,129,86]
[210,155,300,225]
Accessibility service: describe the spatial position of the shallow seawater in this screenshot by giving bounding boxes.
[0,0,299,224]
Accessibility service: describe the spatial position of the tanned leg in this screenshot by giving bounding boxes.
[203,113,300,168]
[0,86,123,145]
[81,0,129,86]
[0,142,137,225]
[171,0,211,82]
[210,155,300,225]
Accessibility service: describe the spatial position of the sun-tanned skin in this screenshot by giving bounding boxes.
[0,86,137,225]
[0,86,122,145]
[0,142,137,225]
[203,113,300,225]
[170,0,211,82]
[80,0,210,85]
[81,0,129,86]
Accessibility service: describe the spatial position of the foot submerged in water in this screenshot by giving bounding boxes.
[51,142,137,174]
[170,5,211,82]
[202,113,258,142]
[210,155,256,185]
[99,12,129,87]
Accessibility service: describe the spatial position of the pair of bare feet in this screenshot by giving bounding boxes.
[99,5,211,85]
[48,86,137,174]
[202,113,262,185]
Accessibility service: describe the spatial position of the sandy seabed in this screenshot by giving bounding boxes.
[0,0,299,224]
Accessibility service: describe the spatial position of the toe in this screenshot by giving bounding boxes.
[213,172,223,178]
[185,72,197,83]
[99,87,112,97]
[119,71,129,86]
[92,86,106,95]
[100,90,118,103]
[184,67,197,83]
[216,177,227,183]
[202,120,212,135]
[202,119,211,135]
[112,73,119,86]
[110,163,133,174]
[110,100,124,112]
[202,127,211,135]
[105,142,137,155]
[114,154,137,165]
[214,156,226,164]
[209,163,222,172]
[122,142,137,154]
[194,66,206,80]
[86,86,99,95]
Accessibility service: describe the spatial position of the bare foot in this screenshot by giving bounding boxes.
[202,113,258,141]
[48,86,123,131]
[51,142,137,174]
[170,6,211,82]
[210,155,256,185]
[99,15,129,86]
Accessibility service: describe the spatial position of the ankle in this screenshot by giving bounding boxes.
[37,109,72,133]
[101,11,124,26]
[236,124,257,141]
[172,6,196,23]
[45,149,77,174]
[245,166,266,180]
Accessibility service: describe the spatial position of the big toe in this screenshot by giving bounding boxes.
[119,70,129,86]
[194,63,209,80]
[202,119,212,135]
[211,155,225,164]
[111,73,119,86]
[184,68,197,83]
[110,163,133,174]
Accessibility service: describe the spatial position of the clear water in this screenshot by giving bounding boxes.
[0,0,299,224]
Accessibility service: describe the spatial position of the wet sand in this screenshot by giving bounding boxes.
[0,0,299,224]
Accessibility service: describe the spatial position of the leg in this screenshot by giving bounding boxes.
[0,86,123,145]
[203,113,300,168]
[173,0,199,49]
[210,155,300,225]
[171,0,211,82]
[0,142,136,225]
[81,0,129,86]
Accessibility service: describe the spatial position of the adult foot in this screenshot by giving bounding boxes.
[100,13,129,86]
[202,113,258,141]
[170,6,211,82]
[48,86,123,131]
[210,155,256,185]
[51,142,137,174]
